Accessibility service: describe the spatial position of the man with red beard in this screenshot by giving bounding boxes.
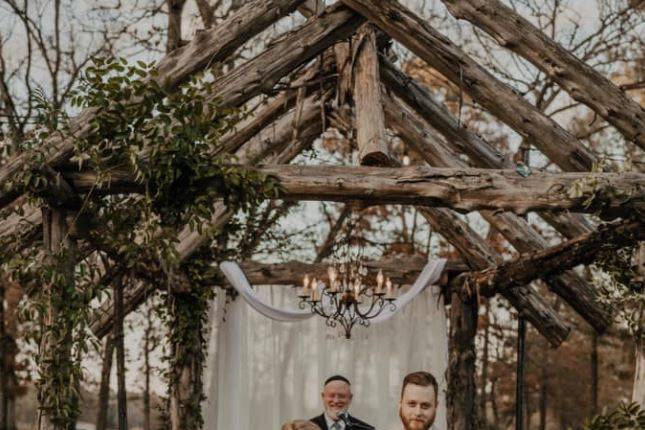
[397,371,438,430]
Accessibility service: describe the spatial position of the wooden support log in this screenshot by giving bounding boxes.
[223,256,467,286]
[420,207,570,347]
[440,0,645,150]
[463,219,644,297]
[447,287,478,430]
[39,207,77,430]
[202,3,362,111]
[354,24,391,165]
[168,291,205,430]
[383,92,612,332]
[340,0,597,172]
[0,0,309,210]
[89,97,326,338]
[66,165,645,218]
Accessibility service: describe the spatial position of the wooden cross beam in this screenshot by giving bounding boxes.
[460,218,644,297]
[65,165,645,219]
[418,207,570,346]
[219,256,467,287]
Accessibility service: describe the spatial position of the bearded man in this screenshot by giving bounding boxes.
[397,371,439,430]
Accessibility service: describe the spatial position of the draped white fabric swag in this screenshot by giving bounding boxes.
[202,261,449,430]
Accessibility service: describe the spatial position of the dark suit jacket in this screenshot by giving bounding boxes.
[310,413,375,430]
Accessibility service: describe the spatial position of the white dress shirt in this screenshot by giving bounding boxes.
[325,412,346,430]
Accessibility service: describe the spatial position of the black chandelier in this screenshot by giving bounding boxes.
[297,260,398,339]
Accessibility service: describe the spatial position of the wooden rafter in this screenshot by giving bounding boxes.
[441,0,645,150]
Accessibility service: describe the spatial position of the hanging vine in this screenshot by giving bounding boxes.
[1,56,279,428]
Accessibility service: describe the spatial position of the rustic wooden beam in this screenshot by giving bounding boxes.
[39,206,77,429]
[203,3,362,111]
[354,24,391,165]
[340,0,597,172]
[465,219,644,297]
[441,0,645,150]
[419,207,570,346]
[383,92,612,332]
[231,256,467,286]
[67,165,644,218]
[0,0,309,210]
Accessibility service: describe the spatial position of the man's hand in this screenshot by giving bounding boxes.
[281,419,322,430]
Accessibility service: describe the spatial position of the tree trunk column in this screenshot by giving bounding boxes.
[169,291,206,430]
[633,243,645,407]
[39,206,76,430]
[353,24,391,166]
[448,284,478,430]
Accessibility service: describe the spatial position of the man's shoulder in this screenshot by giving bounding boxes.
[309,414,326,428]
[349,415,375,429]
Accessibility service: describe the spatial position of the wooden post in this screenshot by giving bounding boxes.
[95,335,114,430]
[353,24,391,165]
[168,290,206,430]
[448,284,478,430]
[0,281,6,430]
[39,206,76,430]
[633,243,645,407]
[113,277,128,430]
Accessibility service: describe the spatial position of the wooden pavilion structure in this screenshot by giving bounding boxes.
[0,0,643,429]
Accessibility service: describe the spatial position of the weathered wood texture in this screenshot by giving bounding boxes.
[441,0,645,150]
[420,207,570,346]
[353,25,391,165]
[95,335,114,430]
[341,0,596,172]
[229,256,467,286]
[39,207,75,430]
[113,277,128,430]
[448,289,478,430]
[90,97,326,338]
[467,219,644,296]
[0,0,308,209]
[168,294,204,430]
[383,91,611,332]
[203,3,361,112]
[66,165,642,217]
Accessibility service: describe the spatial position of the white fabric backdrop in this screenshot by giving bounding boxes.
[203,267,449,430]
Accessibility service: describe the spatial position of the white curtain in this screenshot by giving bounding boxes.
[203,267,449,430]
